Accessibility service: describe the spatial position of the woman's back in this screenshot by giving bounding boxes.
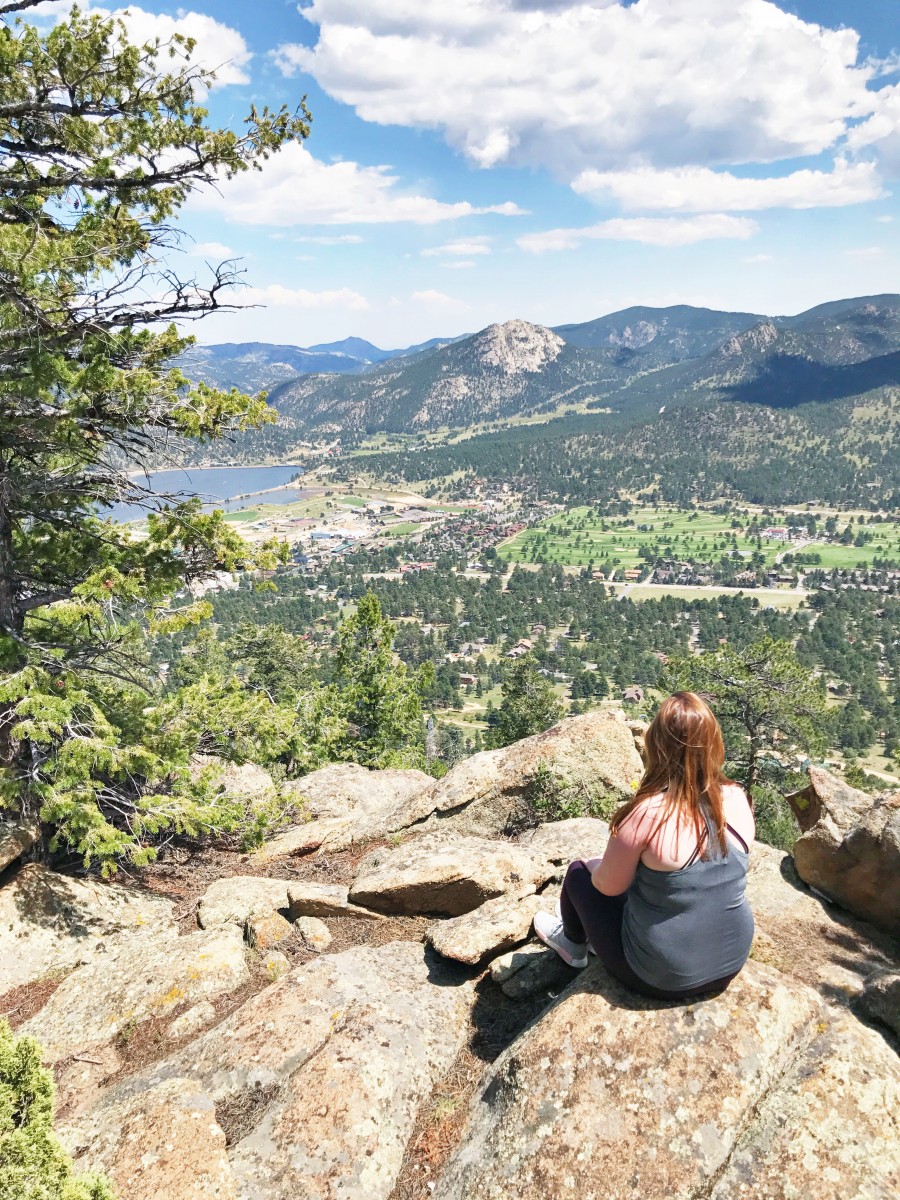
[637,783,755,871]
[622,813,754,991]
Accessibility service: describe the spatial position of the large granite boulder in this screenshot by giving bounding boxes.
[432,960,900,1200]
[744,839,896,999]
[0,863,174,992]
[0,818,40,873]
[788,767,900,935]
[348,833,552,916]
[61,942,474,1200]
[381,710,644,838]
[260,762,432,856]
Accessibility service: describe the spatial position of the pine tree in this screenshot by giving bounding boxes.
[664,636,827,796]
[333,594,432,768]
[489,656,563,749]
[0,2,308,864]
[0,1019,115,1199]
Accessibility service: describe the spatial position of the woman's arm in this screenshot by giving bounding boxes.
[590,808,649,896]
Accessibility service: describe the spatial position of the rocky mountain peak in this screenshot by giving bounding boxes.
[720,320,780,358]
[470,319,565,374]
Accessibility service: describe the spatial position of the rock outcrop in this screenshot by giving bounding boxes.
[788,766,900,935]
[61,943,474,1200]
[261,762,431,855]
[6,741,900,1200]
[0,862,174,992]
[21,922,249,1063]
[381,709,644,838]
[432,960,900,1200]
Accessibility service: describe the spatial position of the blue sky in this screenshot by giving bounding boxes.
[57,2,900,346]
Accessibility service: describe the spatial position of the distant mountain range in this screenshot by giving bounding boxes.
[176,334,464,394]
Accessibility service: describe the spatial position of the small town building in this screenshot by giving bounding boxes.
[622,686,644,704]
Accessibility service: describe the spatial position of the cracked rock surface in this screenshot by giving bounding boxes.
[431,960,900,1200]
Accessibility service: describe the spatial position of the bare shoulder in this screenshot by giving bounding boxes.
[723,782,756,840]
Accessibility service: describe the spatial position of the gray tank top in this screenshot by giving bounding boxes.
[621,811,754,992]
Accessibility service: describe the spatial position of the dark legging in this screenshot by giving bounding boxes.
[560,860,739,1001]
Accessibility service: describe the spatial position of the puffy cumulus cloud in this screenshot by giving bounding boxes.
[35,4,252,89]
[411,289,471,312]
[518,214,758,253]
[242,285,369,310]
[573,159,884,212]
[846,83,900,178]
[280,1,875,175]
[422,237,493,257]
[189,142,524,226]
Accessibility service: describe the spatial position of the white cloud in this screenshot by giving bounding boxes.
[189,142,524,226]
[110,8,252,87]
[411,289,470,313]
[36,4,252,90]
[422,237,492,257]
[295,234,365,244]
[518,214,758,253]
[846,82,900,177]
[440,260,478,269]
[744,253,774,263]
[189,241,237,258]
[242,285,369,310]
[281,1,876,176]
[841,246,883,260]
[572,159,884,212]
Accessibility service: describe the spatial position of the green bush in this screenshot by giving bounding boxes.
[0,1021,115,1200]
[751,785,800,853]
[511,760,619,833]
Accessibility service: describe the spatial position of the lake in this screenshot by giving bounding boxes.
[105,465,304,522]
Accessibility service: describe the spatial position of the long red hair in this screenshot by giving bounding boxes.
[610,692,732,856]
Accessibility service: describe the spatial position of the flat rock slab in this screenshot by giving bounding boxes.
[62,942,475,1200]
[197,875,294,929]
[433,960,900,1200]
[518,817,610,866]
[0,863,174,993]
[0,819,40,873]
[22,924,249,1062]
[426,887,554,966]
[349,833,552,916]
[63,1078,238,1200]
[287,881,386,922]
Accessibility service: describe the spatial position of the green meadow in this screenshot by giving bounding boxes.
[500,505,900,573]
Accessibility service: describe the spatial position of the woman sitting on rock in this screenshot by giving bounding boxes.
[534,691,755,999]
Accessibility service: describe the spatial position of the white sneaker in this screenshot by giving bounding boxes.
[553,899,596,956]
[533,911,589,968]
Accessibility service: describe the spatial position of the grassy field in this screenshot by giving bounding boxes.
[501,505,900,574]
